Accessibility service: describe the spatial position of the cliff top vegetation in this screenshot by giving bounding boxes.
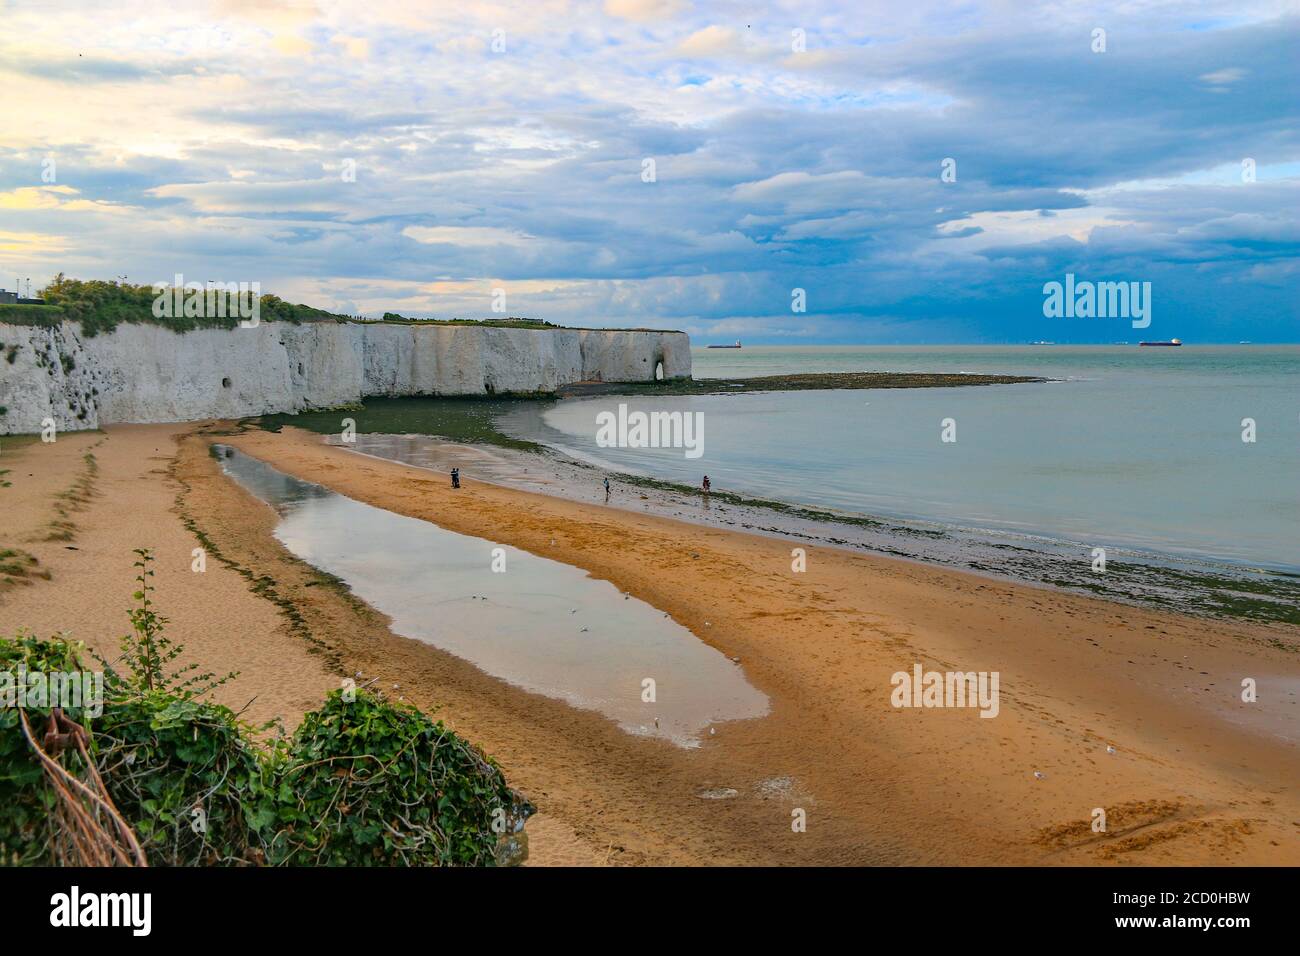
[0,276,671,337]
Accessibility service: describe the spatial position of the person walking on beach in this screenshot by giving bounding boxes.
[701,474,711,494]
[450,467,460,489]
[603,476,610,500]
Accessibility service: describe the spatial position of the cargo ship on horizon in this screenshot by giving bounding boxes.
[1139,338,1182,347]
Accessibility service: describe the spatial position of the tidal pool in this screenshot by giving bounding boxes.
[214,445,768,747]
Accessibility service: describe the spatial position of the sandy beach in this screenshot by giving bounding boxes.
[2,421,1296,866]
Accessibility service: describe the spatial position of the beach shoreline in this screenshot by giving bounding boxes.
[214,424,1300,864]
[2,421,1297,865]
[310,426,1300,627]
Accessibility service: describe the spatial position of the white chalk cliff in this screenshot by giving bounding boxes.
[0,320,691,435]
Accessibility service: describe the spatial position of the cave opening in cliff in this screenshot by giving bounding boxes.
[222,377,231,388]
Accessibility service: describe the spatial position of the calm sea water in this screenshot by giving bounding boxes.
[501,346,1300,572]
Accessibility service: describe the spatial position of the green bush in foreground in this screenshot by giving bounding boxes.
[0,551,529,866]
[264,690,525,866]
[0,635,87,864]
[94,691,267,866]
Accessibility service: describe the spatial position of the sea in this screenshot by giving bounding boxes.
[498,345,1299,576]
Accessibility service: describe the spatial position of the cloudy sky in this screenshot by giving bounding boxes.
[2,0,1297,343]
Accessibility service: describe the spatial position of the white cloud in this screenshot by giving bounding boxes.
[0,185,130,214]
[1199,67,1246,85]
[674,25,738,58]
[604,0,691,24]
[272,33,314,56]
[402,226,538,247]
[331,35,371,60]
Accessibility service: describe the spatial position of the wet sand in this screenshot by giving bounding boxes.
[223,425,1299,864]
[3,422,1298,865]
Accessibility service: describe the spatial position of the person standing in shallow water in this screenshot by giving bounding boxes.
[701,475,711,494]
[451,467,460,489]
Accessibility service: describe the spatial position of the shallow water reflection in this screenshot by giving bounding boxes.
[215,445,768,747]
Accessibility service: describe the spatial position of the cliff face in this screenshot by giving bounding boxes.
[0,321,691,435]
